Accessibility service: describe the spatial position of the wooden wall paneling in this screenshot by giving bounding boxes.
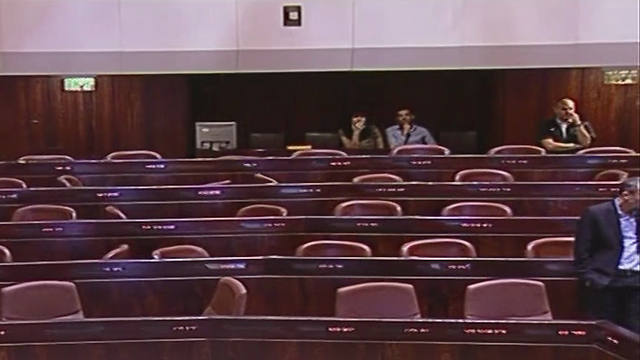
[0,77,31,160]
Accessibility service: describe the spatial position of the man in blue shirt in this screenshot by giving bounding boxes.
[385,108,436,149]
[575,177,640,333]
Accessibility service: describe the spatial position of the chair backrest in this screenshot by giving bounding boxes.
[56,175,84,187]
[400,239,477,258]
[249,133,285,149]
[525,237,574,258]
[352,173,404,183]
[464,279,553,320]
[390,144,451,156]
[454,169,515,183]
[335,282,421,319]
[152,245,210,259]
[236,204,288,217]
[0,178,27,189]
[104,205,128,220]
[290,149,347,158]
[594,169,629,182]
[333,200,403,216]
[252,173,279,185]
[203,277,248,316]
[487,145,546,155]
[11,205,77,222]
[102,244,131,260]
[201,180,233,186]
[441,202,513,217]
[105,150,162,160]
[295,240,373,257]
[17,155,74,163]
[577,146,636,155]
[305,132,341,149]
[1,281,84,321]
[0,245,13,262]
[213,156,259,160]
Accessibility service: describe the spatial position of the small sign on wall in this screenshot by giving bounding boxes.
[603,69,638,85]
[63,77,96,91]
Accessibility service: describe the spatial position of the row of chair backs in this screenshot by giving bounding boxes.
[17,151,162,163]
[0,277,248,321]
[335,278,552,320]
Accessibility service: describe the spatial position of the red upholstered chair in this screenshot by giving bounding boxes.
[252,173,278,185]
[17,155,74,163]
[454,169,515,183]
[152,245,210,259]
[487,145,546,155]
[105,150,162,160]
[295,240,373,257]
[335,282,421,319]
[525,237,574,258]
[464,279,553,320]
[333,200,403,216]
[0,245,13,262]
[290,149,347,158]
[0,178,27,189]
[390,144,451,156]
[236,204,288,217]
[593,170,629,182]
[352,173,404,183]
[104,205,128,220]
[441,202,513,217]
[214,155,260,160]
[1,281,84,321]
[203,277,248,316]
[11,205,77,222]
[102,244,131,260]
[577,147,636,155]
[400,239,477,258]
[56,175,84,187]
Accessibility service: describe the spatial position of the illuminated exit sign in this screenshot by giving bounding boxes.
[63,77,96,91]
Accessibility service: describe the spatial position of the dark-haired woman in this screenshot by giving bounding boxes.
[338,113,384,149]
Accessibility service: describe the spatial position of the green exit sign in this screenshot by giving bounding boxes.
[63,77,96,92]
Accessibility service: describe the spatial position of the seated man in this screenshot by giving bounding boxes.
[385,108,436,149]
[539,98,596,153]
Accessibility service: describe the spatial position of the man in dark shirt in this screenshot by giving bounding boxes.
[538,98,596,153]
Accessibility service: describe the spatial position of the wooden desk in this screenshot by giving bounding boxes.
[0,217,577,261]
[0,318,636,360]
[0,258,581,319]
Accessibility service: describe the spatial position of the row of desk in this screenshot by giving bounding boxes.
[0,317,636,360]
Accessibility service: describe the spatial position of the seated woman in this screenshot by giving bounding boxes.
[338,113,385,149]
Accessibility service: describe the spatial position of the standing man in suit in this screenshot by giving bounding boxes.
[385,108,437,149]
[575,176,639,333]
[539,98,596,153]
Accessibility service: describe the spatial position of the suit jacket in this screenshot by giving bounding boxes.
[575,200,640,288]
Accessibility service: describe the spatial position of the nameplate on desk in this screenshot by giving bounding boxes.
[373,187,407,193]
[204,262,248,270]
[141,224,176,231]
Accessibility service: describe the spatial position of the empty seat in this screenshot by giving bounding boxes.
[594,169,629,182]
[390,144,451,156]
[305,132,341,149]
[0,245,13,262]
[333,200,403,216]
[56,175,83,187]
[400,239,477,258]
[525,237,574,258]
[249,133,285,149]
[11,205,77,222]
[152,245,210,259]
[236,204,288,217]
[577,147,636,155]
[464,279,553,320]
[105,150,162,160]
[102,244,131,260]
[104,205,128,220]
[441,202,513,217]
[487,145,546,155]
[295,240,373,257]
[17,155,74,163]
[1,281,84,321]
[290,149,347,158]
[454,169,515,183]
[335,282,421,319]
[352,173,404,183]
[203,277,248,316]
[0,178,27,189]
